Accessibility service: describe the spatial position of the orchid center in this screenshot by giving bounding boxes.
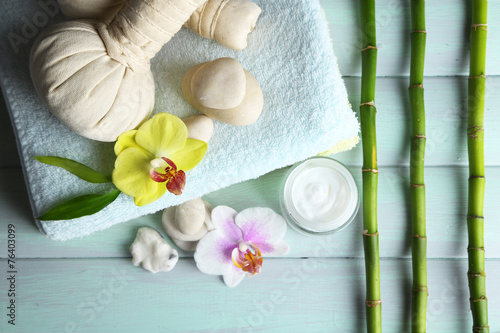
[231,242,263,276]
[149,157,186,196]
[150,157,166,169]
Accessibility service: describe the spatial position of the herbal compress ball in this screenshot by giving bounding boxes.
[30,0,206,142]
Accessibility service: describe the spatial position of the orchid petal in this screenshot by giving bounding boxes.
[194,230,235,275]
[256,240,290,257]
[222,265,246,288]
[149,169,170,183]
[112,147,163,200]
[166,170,185,195]
[235,207,287,246]
[169,139,208,172]
[114,130,149,157]
[211,206,243,244]
[135,113,188,158]
[162,157,177,170]
[194,206,290,288]
[133,186,166,207]
[112,113,208,207]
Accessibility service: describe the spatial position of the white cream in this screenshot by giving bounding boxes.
[291,167,350,225]
[281,157,359,234]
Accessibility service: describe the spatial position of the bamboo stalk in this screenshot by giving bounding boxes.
[409,1,427,332]
[467,1,488,332]
[360,1,381,332]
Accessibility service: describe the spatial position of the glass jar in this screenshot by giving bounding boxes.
[279,156,359,236]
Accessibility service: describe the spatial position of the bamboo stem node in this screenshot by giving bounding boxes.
[412,282,429,294]
[360,101,376,107]
[471,23,488,31]
[467,125,485,139]
[467,126,485,132]
[411,233,427,239]
[467,214,484,220]
[411,134,427,140]
[468,271,487,278]
[362,168,379,174]
[469,176,485,179]
[412,30,427,34]
[468,246,485,251]
[409,84,423,88]
[362,230,379,237]
[365,300,382,308]
[471,295,488,303]
[410,183,425,189]
[473,325,491,332]
[361,45,378,52]
[469,75,486,79]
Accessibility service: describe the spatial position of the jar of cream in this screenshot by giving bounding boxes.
[280,157,359,235]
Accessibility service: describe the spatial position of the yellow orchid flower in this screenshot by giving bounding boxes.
[112,113,207,206]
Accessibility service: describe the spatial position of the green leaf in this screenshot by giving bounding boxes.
[38,189,121,221]
[34,156,112,183]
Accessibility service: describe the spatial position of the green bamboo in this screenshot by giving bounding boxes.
[360,1,381,332]
[409,1,427,332]
[467,1,488,332]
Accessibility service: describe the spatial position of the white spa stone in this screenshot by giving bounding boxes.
[171,239,199,252]
[129,227,179,273]
[175,198,206,235]
[163,199,214,251]
[182,115,214,143]
[191,58,247,109]
[182,58,264,126]
[163,205,208,242]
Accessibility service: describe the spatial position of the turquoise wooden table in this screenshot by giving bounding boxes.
[1,1,500,332]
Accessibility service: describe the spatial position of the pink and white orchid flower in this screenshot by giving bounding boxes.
[194,206,290,287]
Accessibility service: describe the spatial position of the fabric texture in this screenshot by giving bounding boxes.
[57,0,124,23]
[57,0,262,51]
[0,0,359,241]
[184,0,262,50]
[30,0,207,142]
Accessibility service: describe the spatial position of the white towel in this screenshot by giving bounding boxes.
[0,0,359,240]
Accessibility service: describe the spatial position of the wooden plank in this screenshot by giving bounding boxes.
[3,76,500,168]
[322,0,500,77]
[339,76,500,167]
[1,166,498,259]
[0,258,497,332]
[206,165,500,260]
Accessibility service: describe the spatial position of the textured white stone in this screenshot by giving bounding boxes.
[183,115,214,143]
[182,58,264,126]
[191,58,246,109]
[163,200,214,251]
[130,227,179,273]
[175,198,206,235]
